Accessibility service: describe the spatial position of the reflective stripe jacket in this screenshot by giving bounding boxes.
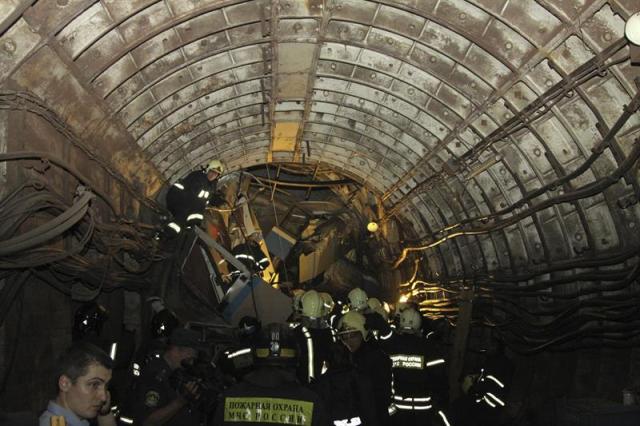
[471,353,513,410]
[312,365,380,426]
[166,170,218,225]
[384,332,448,411]
[215,367,330,426]
[295,325,334,384]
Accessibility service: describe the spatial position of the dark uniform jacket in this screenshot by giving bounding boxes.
[295,325,334,384]
[131,356,200,426]
[312,366,379,426]
[451,352,514,426]
[166,170,218,225]
[385,332,448,407]
[471,352,514,415]
[352,340,392,426]
[384,333,449,426]
[364,312,392,338]
[215,367,330,426]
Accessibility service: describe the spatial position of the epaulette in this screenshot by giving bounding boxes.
[50,415,66,426]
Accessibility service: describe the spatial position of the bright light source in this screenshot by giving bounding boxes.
[626,12,640,45]
[399,294,409,303]
[367,221,379,233]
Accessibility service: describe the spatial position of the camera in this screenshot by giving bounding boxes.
[169,357,223,414]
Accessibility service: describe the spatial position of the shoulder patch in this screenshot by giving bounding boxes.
[145,390,161,408]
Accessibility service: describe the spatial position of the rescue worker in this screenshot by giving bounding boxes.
[165,159,225,236]
[295,290,334,384]
[347,288,369,313]
[149,299,180,341]
[453,338,514,426]
[319,292,335,318]
[230,239,270,280]
[40,342,116,426]
[288,289,306,323]
[221,316,262,382]
[364,297,392,340]
[337,311,392,426]
[385,308,450,426]
[130,298,181,374]
[130,328,204,426]
[312,342,379,426]
[215,322,330,426]
[72,302,108,343]
[366,298,387,321]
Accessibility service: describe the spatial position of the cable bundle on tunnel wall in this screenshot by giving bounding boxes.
[0,177,167,298]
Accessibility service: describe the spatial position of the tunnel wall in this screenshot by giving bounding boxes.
[0,101,142,412]
[510,348,640,422]
[0,275,71,412]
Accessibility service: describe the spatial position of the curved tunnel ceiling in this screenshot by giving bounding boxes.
[2,0,640,278]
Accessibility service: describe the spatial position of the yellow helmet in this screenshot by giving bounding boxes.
[291,289,305,313]
[367,297,388,320]
[301,290,324,319]
[347,287,368,312]
[367,297,382,310]
[206,159,225,174]
[337,311,368,340]
[399,308,422,333]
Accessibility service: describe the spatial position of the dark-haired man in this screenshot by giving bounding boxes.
[39,342,116,426]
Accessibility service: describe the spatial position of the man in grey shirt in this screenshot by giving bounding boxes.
[39,342,116,426]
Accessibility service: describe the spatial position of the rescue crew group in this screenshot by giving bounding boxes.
[40,288,511,426]
[39,161,511,426]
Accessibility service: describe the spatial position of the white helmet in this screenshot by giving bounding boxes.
[301,290,324,319]
[319,292,335,316]
[337,311,368,340]
[206,159,224,174]
[399,308,422,334]
[348,287,368,312]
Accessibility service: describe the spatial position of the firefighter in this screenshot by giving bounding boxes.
[164,159,225,236]
[229,239,270,280]
[72,302,108,343]
[364,297,392,340]
[347,288,369,313]
[221,316,262,383]
[215,323,330,426]
[337,311,392,426]
[319,292,335,318]
[295,290,335,384]
[311,341,380,426]
[385,308,450,426]
[288,289,306,323]
[453,338,514,426]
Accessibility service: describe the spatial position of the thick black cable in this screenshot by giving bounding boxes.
[0,277,25,396]
[0,190,94,256]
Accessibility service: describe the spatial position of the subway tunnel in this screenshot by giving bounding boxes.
[1,0,640,424]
